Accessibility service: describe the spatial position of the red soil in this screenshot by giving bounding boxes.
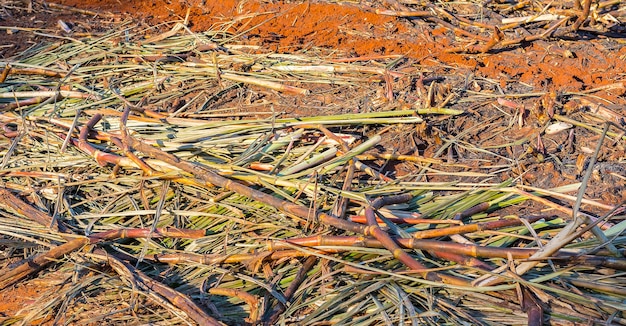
[49,0,626,98]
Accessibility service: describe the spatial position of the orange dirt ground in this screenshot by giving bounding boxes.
[2,0,625,96]
[62,1,626,96]
[0,0,625,323]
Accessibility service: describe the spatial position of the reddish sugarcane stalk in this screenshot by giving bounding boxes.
[315,125,355,218]
[411,215,552,239]
[0,96,50,112]
[0,64,10,83]
[108,133,151,173]
[0,237,90,289]
[0,187,63,231]
[1,123,19,138]
[424,202,502,270]
[153,250,313,265]
[265,256,318,325]
[454,202,491,220]
[70,132,177,174]
[88,227,206,243]
[77,114,125,166]
[432,251,493,270]
[71,115,202,187]
[363,194,468,285]
[209,287,259,324]
[102,251,223,326]
[0,66,83,81]
[78,114,155,174]
[350,215,461,225]
[268,235,626,270]
[268,235,541,259]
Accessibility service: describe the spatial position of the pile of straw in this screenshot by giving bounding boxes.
[1,2,625,325]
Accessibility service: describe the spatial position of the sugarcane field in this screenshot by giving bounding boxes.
[0,0,625,325]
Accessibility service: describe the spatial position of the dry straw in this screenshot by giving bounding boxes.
[1,1,625,325]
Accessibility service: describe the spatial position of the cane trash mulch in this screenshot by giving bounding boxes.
[1,1,625,325]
